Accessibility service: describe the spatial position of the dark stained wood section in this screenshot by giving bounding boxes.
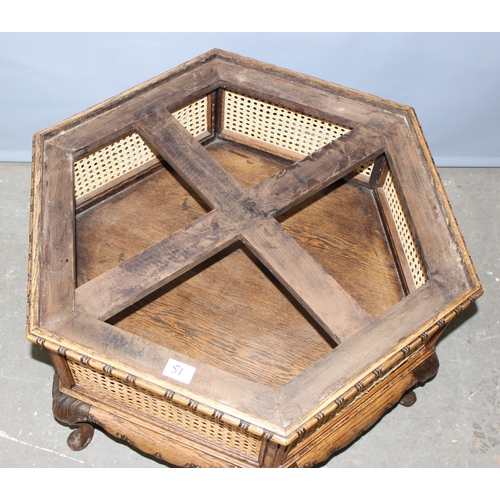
[76,163,211,286]
[75,106,377,343]
[107,242,335,390]
[241,219,373,342]
[278,179,404,318]
[250,126,386,218]
[76,209,239,320]
[39,143,76,323]
[136,107,249,213]
[75,139,404,388]
[384,120,471,290]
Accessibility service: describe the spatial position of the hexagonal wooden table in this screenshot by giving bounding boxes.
[27,49,482,467]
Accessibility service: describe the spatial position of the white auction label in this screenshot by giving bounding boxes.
[162,359,196,384]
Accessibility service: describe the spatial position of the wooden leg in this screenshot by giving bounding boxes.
[399,352,439,407]
[52,374,95,451]
[67,424,95,451]
[399,390,417,407]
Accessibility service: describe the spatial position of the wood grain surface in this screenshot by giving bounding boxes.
[28,49,482,467]
[76,139,403,388]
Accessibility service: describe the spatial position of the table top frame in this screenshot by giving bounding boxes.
[27,49,482,442]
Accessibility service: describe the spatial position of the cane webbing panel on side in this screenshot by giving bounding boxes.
[383,169,427,288]
[172,96,209,138]
[352,159,375,181]
[73,97,209,200]
[73,132,157,199]
[67,360,261,459]
[223,91,351,157]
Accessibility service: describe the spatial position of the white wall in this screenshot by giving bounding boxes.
[1,32,499,166]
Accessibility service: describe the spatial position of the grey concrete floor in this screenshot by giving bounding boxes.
[1,162,499,468]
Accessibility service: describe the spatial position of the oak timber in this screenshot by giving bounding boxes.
[28,49,483,468]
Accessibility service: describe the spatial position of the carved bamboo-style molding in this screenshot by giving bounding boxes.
[27,288,479,447]
[28,329,266,440]
[288,289,481,442]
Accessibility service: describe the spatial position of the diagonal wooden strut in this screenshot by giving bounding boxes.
[136,107,248,215]
[250,126,386,218]
[241,219,373,344]
[75,210,239,320]
[76,106,383,343]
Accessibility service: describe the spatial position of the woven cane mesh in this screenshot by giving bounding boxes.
[74,133,157,199]
[73,97,209,200]
[172,96,208,138]
[67,360,261,459]
[223,91,351,156]
[352,159,375,180]
[383,170,427,288]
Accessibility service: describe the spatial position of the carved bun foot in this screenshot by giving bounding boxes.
[67,423,95,451]
[399,390,417,407]
[399,352,440,407]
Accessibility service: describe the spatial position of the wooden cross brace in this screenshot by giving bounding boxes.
[75,107,386,344]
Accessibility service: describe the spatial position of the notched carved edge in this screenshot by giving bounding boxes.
[285,290,478,446]
[34,337,269,443]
